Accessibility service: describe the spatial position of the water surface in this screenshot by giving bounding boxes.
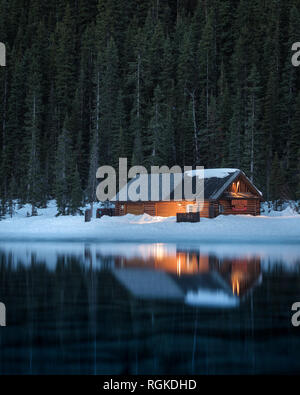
[0,242,300,374]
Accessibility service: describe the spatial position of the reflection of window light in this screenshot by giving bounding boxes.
[232,280,240,296]
[155,244,166,259]
[177,256,181,277]
[231,271,245,295]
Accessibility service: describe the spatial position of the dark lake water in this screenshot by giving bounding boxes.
[0,241,300,375]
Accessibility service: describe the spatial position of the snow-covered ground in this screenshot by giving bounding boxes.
[0,200,299,243]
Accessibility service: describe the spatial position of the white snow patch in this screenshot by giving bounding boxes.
[185,168,238,179]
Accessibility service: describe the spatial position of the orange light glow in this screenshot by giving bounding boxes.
[231,271,246,295]
[177,256,181,276]
[154,244,167,260]
[232,280,240,295]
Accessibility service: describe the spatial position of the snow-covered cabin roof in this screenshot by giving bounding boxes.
[113,168,263,202]
[184,168,263,200]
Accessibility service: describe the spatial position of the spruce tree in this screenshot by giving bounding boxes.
[55,117,72,216]
[99,37,120,165]
[24,60,43,216]
[69,166,83,215]
[55,4,77,127]
[228,88,242,169]
[269,152,285,205]
[128,49,145,167]
[146,85,165,167]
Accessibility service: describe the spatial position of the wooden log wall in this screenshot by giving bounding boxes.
[116,201,212,218]
[219,199,260,216]
[115,199,261,218]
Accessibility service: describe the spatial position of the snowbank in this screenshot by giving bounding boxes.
[0,201,299,243]
[261,201,300,217]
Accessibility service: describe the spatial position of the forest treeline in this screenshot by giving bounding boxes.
[0,0,300,216]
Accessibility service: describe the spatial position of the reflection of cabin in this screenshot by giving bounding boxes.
[114,169,263,218]
[112,267,239,307]
[113,248,262,300]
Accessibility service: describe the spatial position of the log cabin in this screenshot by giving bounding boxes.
[114,168,263,218]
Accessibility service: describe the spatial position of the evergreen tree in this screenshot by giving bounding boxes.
[228,88,242,168]
[55,117,73,216]
[128,48,145,166]
[263,65,280,200]
[217,64,232,167]
[111,90,127,167]
[86,128,99,216]
[99,37,120,165]
[270,152,286,204]
[55,4,77,126]
[146,85,165,167]
[69,166,83,215]
[24,60,43,215]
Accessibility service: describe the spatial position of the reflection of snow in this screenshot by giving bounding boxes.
[1,241,300,270]
[185,289,239,308]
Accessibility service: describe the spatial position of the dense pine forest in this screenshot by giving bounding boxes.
[0,0,300,216]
